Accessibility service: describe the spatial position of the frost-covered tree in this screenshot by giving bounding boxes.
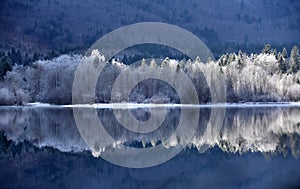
[0,48,300,105]
[282,47,288,59]
[288,45,300,74]
[0,87,15,105]
[262,44,271,54]
[149,59,157,69]
[278,53,287,73]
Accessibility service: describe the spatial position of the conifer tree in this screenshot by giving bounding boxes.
[0,56,12,80]
[262,44,271,54]
[282,48,288,59]
[288,45,299,74]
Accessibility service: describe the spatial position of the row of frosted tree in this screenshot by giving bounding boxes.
[0,45,299,105]
[1,100,299,158]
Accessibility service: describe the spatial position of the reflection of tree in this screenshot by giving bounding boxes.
[216,107,300,158]
[0,106,299,158]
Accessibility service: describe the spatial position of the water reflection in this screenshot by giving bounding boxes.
[0,105,299,159]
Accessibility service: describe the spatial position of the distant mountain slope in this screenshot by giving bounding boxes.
[0,0,299,55]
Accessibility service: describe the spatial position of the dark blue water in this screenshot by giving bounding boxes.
[0,104,299,189]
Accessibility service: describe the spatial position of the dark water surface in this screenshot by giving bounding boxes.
[0,104,299,189]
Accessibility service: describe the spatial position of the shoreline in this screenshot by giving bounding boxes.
[1,101,300,109]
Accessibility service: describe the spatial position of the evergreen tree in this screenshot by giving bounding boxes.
[32,52,39,62]
[262,44,271,54]
[16,50,22,64]
[121,54,129,65]
[23,53,31,66]
[0,56,12,80]
[195,56,201,63]
[150,59,157,69]
[8,48,23,65]
[272,48,277,55]
[140,58,147,70]
[45,50,57,60]
[228,53,236,63]
[278,53,287,73]
[218,54,226,66]
[282,48,288,59]
[0,51,5,58]
[288,45,299,74]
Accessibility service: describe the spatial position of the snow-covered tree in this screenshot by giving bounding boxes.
[288,45,300,74]
[0,47,300,105]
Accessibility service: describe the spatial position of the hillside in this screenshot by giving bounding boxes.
[0,0,299,56]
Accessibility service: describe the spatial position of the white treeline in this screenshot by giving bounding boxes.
[0,50,299,105]
[0,107,299,157]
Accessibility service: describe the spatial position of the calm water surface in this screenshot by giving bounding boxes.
[0,104,299,189]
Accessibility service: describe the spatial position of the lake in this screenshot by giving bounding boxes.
[0,104,300,189]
